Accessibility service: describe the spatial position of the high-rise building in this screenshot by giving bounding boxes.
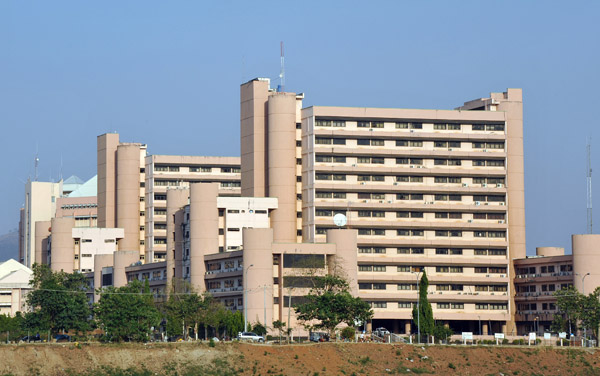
[241,78,524,335]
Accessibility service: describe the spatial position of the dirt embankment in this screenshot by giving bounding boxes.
[1,342,599,376]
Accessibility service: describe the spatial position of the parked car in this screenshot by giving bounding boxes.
[309,332,330,342]
[373,327,390,337]
[54,334,71,342]
[237,332,264,342]
[21,334,41,342]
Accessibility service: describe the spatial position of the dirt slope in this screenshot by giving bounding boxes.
[1,342,599,376]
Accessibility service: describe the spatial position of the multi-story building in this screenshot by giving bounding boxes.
[241,78,525,335]
[144,155,241,262]
[513,234,600,335]
[0,259,32,316]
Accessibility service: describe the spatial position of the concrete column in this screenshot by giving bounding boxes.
[174,209,185,280]
[502,323,507,335]
[243,228,274,330]
[405,322,411,335]
[166,188,189,289]
[267,93,298,243]
[113,251,139,287]
[483,323,489,336]
[116,144,141,252]
[93,254,113,302]
[34,221,51,265]
[97,133,119,228]
[49,217,75,273]
[572,234,600,293]
[240,79,270,197]
[189,183,219,291]
[326,229,358,294]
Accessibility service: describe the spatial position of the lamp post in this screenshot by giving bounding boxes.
[478,316,481,336]
[411,270,423,343]
[576,272,591,345]
[243,264,254,332]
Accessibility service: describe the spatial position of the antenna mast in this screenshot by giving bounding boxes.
[278,41,285,92]
[34,153,39,182]
[587,137,593,234]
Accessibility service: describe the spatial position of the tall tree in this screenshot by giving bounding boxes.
[412,269,434,338]
[578,287,600,340]
[26,264,91,335]
[553,286,581,336]
[95,279,160,342]
[164,284,204,340]
[294,274,373,339]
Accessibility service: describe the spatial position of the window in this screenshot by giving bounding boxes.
[489,249,507,256]
[434,123,447,130]
[359,283,372,290]
[448,124,461,130]
[316,155,332,163]
[475,267,487,273]
[476,303,489,310]
[411,247,424,254]
[398,284,415,290]
[448,160,461,166]
[451,303,464,309]
[411,212,423,218]
[357,121,369,128]
[396,140,408,146]
[487,160,505,167]
[410,141,423,147]
[486,124,505,131]
[333,138,346,145]
[283,254,325,268]
[472,124,485,131]
[474,249,487,256]
[371,139,385,146]
[434,141,448,148]
[357,139,370,146]
[435,212,448,219]
[437,284,450,290]
[315,138,332,145]
[410,123,423,129]
[358,265,372,272]
[396,122,408,129]
[396,158,409,165]
[397,265,410,272]
[434,159,447,166]
[316,119,331,127]
[490,303,508,310]
[410,176,423,183]
[412,230,424,236]
[333,120,346,127]
[487,142,504,149]
[398,302,412,308]
[397,229,410,236]
[373,302,387,308]
[397,248,410,254]
[437,303,450,309]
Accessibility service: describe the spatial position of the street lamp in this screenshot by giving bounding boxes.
[244,264,254,332]
[478,316,481,336]
[576,272,591,345]
[411,270,423,343]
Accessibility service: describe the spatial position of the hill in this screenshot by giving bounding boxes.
[0,342,598,376]
[0,230,18,262]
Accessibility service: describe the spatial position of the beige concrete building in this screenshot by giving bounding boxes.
[144,155,241,262]
[0,259,32,316]
[97,133,147,260]
[240,78,524,335]
[514,234,600,335]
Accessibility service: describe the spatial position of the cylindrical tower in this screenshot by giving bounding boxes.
[267,93,297,243]
[326,229,358,295]
[93,254,113,302]
[166,188,189,289]
[49,217,75,273]
[113,250,139,288]
[243,228,274,330]
[116,144,141,252]
[34,220,51,265]
[572,234,600,294]
[189,183,219,291]
[536,247,565,257]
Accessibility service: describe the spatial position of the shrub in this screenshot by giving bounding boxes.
[209,338,215,348]
[448,363,456,369]
[502,338,509,345]
[341,327,356,341]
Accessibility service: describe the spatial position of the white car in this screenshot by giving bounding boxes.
[238,332,264,342]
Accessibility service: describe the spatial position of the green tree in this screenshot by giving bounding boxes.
[433,322,453,343]
[164,284,204,340]
[579,287,600,340]
[553,286,581,336]
[26,264,91,335]
[95,279,160,342]
[412,269,434,339]
[251,322,267,336]
[199,294,226,339]
[272,320,286,343]
[0,313,24,342]
[294,274,373,339]
[222,310,244,338]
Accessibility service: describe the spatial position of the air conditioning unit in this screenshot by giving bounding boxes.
[352,164,357,167]
[475,201,481,205]
[483,149,488,152]
[496,183,504,188]
[379,200,384,203]
[484,202,489,205]
[500,202,506,206]
[491,292,495,295]
[482,183,488,187]
[500,274,506,278]
[369,128,374,132]
[462,183,468,187]
[457,292,462,295]
[361,182,366,185]
[417,166,425,169]
[363,200,369,203]
[393,182,399,185]
[486,274,490,277]
[410,165,415,168]
[410,130,415,133]
[387,200,393,204]
[467,219,473,223]
[498,220,505,224]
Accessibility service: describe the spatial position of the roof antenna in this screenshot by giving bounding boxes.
[277,41,285,92]
[587,137,593,234]
[34,144,39,182]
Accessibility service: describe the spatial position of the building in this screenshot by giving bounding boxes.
[55,175,99,228]
[0,259,32,316]
[20,180,62,267]
[144,155,241,262]
[241,78,524,335]
[513,234,600,335]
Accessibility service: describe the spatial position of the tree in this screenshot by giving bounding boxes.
[272,320,286,343]
[433,322,453,343]
[95,279,160,342]
[578,287,600,341]
[0,313,24,342]
[26,264,91,335]
[164,283,204,340]
[251,322,267,336]
[294,274,373,339]
[222,310,244,339]
[199,294,226,339]
[553,286,581,336]
[412,270,434,340]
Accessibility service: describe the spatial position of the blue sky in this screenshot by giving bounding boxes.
[1,1,598,255]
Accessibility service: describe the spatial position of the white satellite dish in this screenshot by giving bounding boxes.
[333,213,347,227]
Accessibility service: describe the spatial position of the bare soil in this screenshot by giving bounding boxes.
[1,341,599,376]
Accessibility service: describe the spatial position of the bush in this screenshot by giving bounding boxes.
[341,327,356,341]
[448,363,456,369]
[502,339,509,345]
[209,338,215,348]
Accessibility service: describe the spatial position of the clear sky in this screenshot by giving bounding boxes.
[1,1,598,255]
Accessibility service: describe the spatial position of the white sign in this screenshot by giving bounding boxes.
[529,332,536,341]
[559,332,567,339]
[544,333,551,340]
[494,333,505,339]
[462,332,473,340]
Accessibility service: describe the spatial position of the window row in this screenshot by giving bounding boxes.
[314,120,505,132]
[315,138,504,149]
[154,166,240,173]
[358,265,507,274]
[356,247,506,256]
[364,302,507,310]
